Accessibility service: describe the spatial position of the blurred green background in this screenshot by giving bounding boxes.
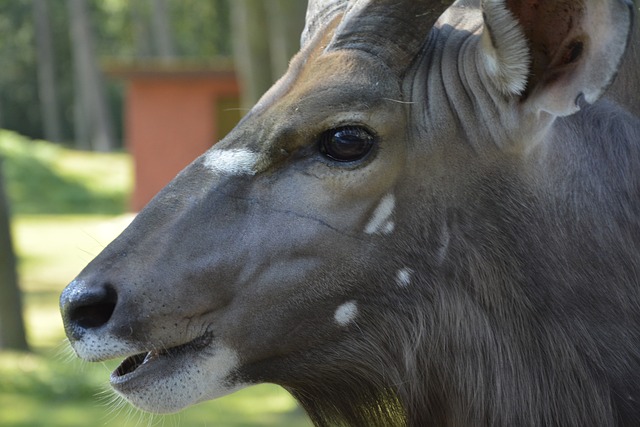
[0,131,311,426]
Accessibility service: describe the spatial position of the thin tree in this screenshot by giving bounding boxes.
[0,160,29,352]
[150,0,176,62]
[231,0,274,110]
[131,0,153,59]
[33,0,64,143]
[67,0,116,152]
[231,0,305,109]
[266,0,306,78]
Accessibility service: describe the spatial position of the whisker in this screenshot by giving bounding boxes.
[81,229,108,249]
[382,98,416,104]
[54,339,78,364]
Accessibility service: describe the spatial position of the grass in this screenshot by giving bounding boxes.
[0,130,131,214]
[0,132,312,427]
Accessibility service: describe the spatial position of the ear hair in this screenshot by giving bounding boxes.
[480,0,531,96]
[479,0,634,116]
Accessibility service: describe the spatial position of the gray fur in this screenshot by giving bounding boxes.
[61,1,640,426]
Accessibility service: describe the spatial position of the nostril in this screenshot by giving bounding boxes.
[70,299,117,329]
[65,284,118,331]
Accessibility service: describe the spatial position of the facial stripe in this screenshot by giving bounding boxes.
[203,148,260,176]
[365,194,396,235]
[334,301,358,326]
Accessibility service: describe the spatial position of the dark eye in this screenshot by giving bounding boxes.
[319,126,376,162]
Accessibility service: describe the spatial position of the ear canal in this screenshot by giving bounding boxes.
[480,0,635,116]
[326,0,451,75]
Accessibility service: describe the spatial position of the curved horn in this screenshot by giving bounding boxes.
[301,0,349,47]
[327,0,452,73]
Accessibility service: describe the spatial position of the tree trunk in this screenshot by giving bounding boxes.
[231,0,274,110]
[131,0,153,59]
[33,0,63,143]
[67,0,116,152]
[0,160,29,352]
[231,0,306,110]
[266,0,306,79]
[150,0,176,62]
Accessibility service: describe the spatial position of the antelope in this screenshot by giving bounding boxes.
[61,0,640,425]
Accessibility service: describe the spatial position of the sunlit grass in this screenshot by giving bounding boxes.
[0,130,132,214]
[13,214,135,293]
[13,214,136,350]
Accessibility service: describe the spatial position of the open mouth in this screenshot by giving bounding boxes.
[110,333,213,384]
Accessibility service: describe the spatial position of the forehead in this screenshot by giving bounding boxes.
[218,47,405,159]
[289,49,401,111]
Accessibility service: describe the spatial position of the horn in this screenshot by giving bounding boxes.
[301,0,349,47]
[327,0,452,73]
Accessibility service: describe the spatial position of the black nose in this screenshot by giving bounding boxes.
[60,280,118,340]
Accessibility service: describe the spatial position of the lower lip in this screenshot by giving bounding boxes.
[109,334,213,387]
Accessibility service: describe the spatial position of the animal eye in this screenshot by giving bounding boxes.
[319,126,376,162]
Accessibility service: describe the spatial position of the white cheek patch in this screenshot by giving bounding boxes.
[203,148,260,176]
[365,194,396,235]
[395,268,413,288]
[116,344,247,414]
[334,301,358,326]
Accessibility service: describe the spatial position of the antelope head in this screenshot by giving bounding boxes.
[60,0,637,425]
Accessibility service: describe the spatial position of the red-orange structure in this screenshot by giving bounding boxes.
[109,64,242,211]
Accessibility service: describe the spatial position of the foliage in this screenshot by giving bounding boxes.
[0,130,131,214]
[0,0,232,142]
[121,0,232,59]
[0,1,75,141]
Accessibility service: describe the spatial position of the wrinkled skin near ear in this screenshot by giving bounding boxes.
[480,0,634,115]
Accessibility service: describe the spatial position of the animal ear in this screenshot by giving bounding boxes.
[480,0,634,116]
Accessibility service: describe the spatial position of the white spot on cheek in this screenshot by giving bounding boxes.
[395,268,413,288]
[203,148,259,175]
[365,194,395,235]
[334,301,358,326]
